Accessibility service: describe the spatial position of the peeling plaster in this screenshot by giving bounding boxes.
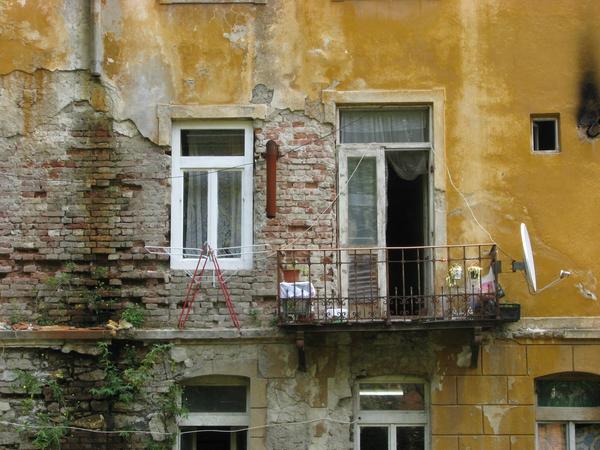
[483,406,505,435]
[456,345,472,368]
[573,270,598,301]
[223,24,248,49]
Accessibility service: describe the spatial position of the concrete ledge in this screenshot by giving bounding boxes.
[157,103,268,145]
[119,327,286,341]
[501,317,600,339]
[0,328,113,341]
[0,327,285,343]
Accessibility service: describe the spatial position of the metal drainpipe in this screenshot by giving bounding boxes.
[265,140,279,218]
[90,0,102,77]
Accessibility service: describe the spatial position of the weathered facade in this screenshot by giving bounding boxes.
[1,1,600,449]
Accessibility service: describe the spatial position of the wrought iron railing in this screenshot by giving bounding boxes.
[277,244,503,326]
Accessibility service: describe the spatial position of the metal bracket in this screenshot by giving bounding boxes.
[296,331,306,372]
[470,327,483,368]
[512,261,525,272]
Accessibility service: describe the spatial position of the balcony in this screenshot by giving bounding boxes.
[276,244,519,331]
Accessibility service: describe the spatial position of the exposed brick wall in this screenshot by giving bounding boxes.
[0,71,338,330]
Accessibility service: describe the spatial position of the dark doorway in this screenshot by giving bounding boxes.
[386,161,427,316]
[181,426,247,450]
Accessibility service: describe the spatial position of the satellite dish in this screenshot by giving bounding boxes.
[513,223,571,294]
[520,223,537,292]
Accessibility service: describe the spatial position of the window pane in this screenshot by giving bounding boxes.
[537,380,600,407]
[180,426,195,450]
[217,171,242,253]
[340,109,429,143]
[396,426,424,450]
[360,383,425,411]
[348,157,377,245]
[184,171,208,252]
[360,426,389,450]
[537,423,567,450]
[182,129,245,156]
[575,423,600,449]
[180,427,247,450]
[183,386,246,412]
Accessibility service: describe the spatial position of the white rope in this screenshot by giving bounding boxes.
[0,416,356,437]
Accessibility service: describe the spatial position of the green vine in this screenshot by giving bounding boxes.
[14,370,68,449]
[13,344,183,449]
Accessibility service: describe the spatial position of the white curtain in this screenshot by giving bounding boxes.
[340,109,429,143]
[184,172,207,252]
[217,171,242,253]
[386,151,428,181]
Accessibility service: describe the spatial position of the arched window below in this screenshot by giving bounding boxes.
[536,373,600,450]
[178,375,249,450]
[355,377,429,450]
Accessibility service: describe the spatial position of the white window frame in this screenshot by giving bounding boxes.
[171,120,254,271]
[177,377,250,450]
[531,114,560,153]
[354,377,430,450]
[337,106,434,304]
[337,105,434,250]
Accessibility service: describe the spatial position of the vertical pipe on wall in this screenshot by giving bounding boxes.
[265,140,279,218]
[90,0,102,77]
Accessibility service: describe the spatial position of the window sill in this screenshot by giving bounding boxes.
[171,256,252,272]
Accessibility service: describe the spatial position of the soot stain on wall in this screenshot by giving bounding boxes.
[577,47,600,139]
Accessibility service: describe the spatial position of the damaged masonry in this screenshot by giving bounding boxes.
[1,1,600,450]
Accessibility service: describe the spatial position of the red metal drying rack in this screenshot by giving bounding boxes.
[177,245,240,330]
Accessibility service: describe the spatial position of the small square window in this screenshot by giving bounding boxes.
[531,115,560,152]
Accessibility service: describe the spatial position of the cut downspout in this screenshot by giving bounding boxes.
[265,140,279,218]
[90,0,102,77]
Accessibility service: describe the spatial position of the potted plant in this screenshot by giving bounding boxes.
[446,263,463,288]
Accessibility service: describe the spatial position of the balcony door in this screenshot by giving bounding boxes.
[339,108,433,316]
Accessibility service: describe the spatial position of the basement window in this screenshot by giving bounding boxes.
[179,377,249,450]
[356,379,429,450]
[531,115,560,152]
[536,373,600,450]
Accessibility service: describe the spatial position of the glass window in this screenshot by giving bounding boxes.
[183,171,208,249]
[340,109,429,144]
[183,385,247,413]
[360,383,425,411]
[171,121,253,270]
[536,375,600,450]
[531,115,560,152]
[357,380,428,450]
[537,379,600,407]
[179,380,249,450]
[217,171,242,252]
[348,157,377,245]
[182,129,245,156]
[360,426,389,450]
[538,423,567,450]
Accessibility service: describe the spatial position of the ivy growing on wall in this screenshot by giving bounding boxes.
[12,343,186,449]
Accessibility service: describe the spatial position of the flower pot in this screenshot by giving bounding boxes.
[282,269,301,283]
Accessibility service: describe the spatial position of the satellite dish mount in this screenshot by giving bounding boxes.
[512,223,571,294]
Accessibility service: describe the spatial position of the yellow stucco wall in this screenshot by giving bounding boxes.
[1,0,599,317]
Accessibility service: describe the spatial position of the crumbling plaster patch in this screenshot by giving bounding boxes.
[575,270,598,301]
